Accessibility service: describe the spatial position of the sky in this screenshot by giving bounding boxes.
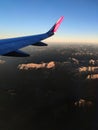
[0,0,97,43]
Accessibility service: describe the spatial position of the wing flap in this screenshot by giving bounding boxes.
[3,50,30,57]
[32,42,48,46]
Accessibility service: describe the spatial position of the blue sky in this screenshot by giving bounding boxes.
[0,0,97,43]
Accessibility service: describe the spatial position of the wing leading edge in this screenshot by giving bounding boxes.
[0,16,64,57]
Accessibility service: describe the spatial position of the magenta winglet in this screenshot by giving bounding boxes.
[53,16,64,32]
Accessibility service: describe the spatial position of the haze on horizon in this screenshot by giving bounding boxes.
[0,0,97,44]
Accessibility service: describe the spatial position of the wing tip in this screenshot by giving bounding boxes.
[53,16,64,33]
[48,16,64,35]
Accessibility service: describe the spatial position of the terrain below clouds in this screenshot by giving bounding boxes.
[0,43,98,130]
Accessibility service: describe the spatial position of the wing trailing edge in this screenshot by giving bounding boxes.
[3,50,30,57]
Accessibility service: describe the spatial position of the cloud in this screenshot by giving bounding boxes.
[79,66,98,73]
[18,61,56,70]
[74,99,93,108]
[87,74,98,79]
[69,57,79,65]
[89,59,95,65]
[71,58,79,64]
[17,60,76,71]
[0,60,5,64]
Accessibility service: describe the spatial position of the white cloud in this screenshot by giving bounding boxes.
[18,61,55,70]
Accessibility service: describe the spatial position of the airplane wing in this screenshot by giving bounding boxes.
[0,16,64,57]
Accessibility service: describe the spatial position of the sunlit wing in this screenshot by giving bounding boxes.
[0,16,64,57]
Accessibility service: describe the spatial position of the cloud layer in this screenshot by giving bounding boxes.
[18,61,55,70]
